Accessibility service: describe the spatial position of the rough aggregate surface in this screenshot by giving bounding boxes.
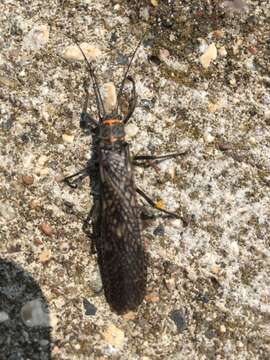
[0,0,270,359]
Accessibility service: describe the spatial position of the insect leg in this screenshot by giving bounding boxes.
[136,187,180,219]
[133,151,187,163]
[123,76,137,124]
[63,168,89,188]
[133,152,187,172]
[82,199,100,254]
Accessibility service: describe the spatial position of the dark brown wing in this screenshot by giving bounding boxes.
[97,145,146,314]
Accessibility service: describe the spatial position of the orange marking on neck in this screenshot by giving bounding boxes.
[103,119,122,126]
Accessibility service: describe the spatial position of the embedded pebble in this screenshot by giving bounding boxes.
[153,224,165,236]
[248,46,257,55]
[170,310,187,332]
[62,134,74,143]
[21,299,50,327]
[219,46,227,57]
[40,339,50,347]
[145,293,159,303]
[208,102,219,113]
[150,0,158,6]
[116,53,129,65]
[62,43,101,61]
[220,324,227,333]
[229,241,240,257]
[89,269,103,294]
[264,110,270,120]
[0,54,5,66]
[30,199,41,210]
[141,99,154,109]
[102,82,117,113]
[34,238,43,246]
[213,30,224,38]
[22,175,34,185]
[0,202,16,221]
[221,0,248,13]
[38,223,53,237]
[122,311,136,321]
[198,39,209,53]
[211,264,221,274]
[0,76,18,89]
[200,43,217,69]
[245,57,256,71]
[83,298,97,316]
[38,249,52,263]
[23,24,49,51]
[217,142,232,151]
[102,323,125,349]
[0,311,9,322]
[140,7,150,21]
[59,241,70,253]
[203,131,215,143]
[159,48,170,61]
[125,123,139,139]
[164,278,176,292]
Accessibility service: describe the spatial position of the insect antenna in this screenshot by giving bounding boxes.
[116,33,146,113]
[72,36,105,120]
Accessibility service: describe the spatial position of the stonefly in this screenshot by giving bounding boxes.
[64,35,183,314]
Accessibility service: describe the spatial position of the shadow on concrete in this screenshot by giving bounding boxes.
[0,258,51,360]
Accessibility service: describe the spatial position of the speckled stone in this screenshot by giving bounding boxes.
[21,299,50,327]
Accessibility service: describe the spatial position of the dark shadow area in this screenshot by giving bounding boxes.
[0,259,51,360]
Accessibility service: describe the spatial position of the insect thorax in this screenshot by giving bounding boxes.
[99,118,125,145]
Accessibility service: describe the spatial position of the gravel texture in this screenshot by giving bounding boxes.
[0,0,270,359]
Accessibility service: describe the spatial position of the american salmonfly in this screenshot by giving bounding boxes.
[64,35,183,314]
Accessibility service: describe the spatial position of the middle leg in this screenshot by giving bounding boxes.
[63,168,90,188]
[136,187,181,219]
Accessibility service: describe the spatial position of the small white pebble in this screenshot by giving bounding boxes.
[62,134,74,143]
[229,241,240,257]
[0,202,16,221]
[23,24,49,51]
[140,7,150,21]
[0,311,9,322]
[219,46,227,57]
[249,137,256,144]
[264,110,270,119]
[200,43,217,69]
[229,77,236,85]
[102,323,125,349]
[125,123,139,139]
[62,43,101,61]
[245,57,256,71]
[220,324,226,333]
[198,39,209,53]
[21,299,50,327]
[102,82,117,113]
[203,131,215,143]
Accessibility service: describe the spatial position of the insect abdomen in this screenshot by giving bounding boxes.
[96,147,146,313]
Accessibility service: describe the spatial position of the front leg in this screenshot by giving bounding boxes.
[63,168,90,188]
